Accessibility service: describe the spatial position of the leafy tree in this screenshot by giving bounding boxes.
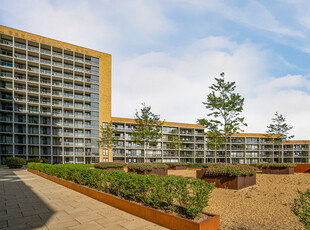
[266,112,294,141]
[198,72,247,164]
[132,103,163,161]
[98,121,119,160]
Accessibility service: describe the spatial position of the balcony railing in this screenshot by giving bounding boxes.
[0,39,13,46]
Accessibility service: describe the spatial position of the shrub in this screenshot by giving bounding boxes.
[4,157,26,167]
[261,163,297,168]
[27,157,48,164]
[187,163,219,168]
[291,189,310,229]
[128,163,168,171]
[204,164,257,176]
[166,162,188,166]
[94,162,126,169]
[28,163,214,219]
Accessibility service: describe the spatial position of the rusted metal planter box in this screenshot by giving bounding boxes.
[128,168,168,176]
[169,165,187,170]
[8,165,23,169]
[28,169,220,230]
[294,164,310,173]
[196,170,256,190]
[262,167,295,174]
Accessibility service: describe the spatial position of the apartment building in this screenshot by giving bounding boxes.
[0,26,111,164]
[1,26,309,165]
[110,118,310,164]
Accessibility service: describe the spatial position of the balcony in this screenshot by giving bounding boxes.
[15,42,26,49]
[53,52,62,58]
[75,57,84,63]
[41,49,51,55]
[64,54,73,60]
[64,64,73,69]
[1,61,13,68]
[15,63,26,70]
[28,46,39,52]
[0,71,12,78]
[40,59,51,65]
[28,56,39,62]
[0,49,13,57]
[41,69,51,74]
[0,39,13,46]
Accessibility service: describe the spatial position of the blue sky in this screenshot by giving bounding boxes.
[1,0,310,139]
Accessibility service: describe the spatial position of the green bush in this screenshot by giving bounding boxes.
[27,157,48,164]
[28,163,214,219]
[94,162,126,169]
[128,163,168,171]
[166,163,188,167]
[4,157,26,167]
[291,189,310,229]
[187,163,218,168]
[261,163,297,168]
[204,164,257,176]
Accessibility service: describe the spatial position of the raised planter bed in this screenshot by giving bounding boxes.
[187,167,203,170]
[28,169,220,230]
[8,165,23,169]
[170,165,187,170]
[262,167,295,174]
[261,163,296,175]
[196,170,256,190]
[128,168,168,176]
[294,164,310,173]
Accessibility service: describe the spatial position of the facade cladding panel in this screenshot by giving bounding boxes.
[0,26,111,164]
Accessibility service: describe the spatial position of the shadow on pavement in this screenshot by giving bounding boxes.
[0,166,54,230]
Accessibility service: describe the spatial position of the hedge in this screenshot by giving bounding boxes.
[204,164,257,176]
[28,163,214,219]
[127,163,168,171]
[260,163,297,168]
[27,158,48,164]
[4,157,26,167]
[94,162,126,169]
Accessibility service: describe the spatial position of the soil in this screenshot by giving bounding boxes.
[168,169,309,230]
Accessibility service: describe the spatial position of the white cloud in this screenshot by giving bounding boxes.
[0,0,174,54]
[113,36,310,139]
[180,0,304,37]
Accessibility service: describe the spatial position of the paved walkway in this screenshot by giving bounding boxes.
[0,167,166,230]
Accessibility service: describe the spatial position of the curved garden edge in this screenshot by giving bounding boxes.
[28,169,220,230]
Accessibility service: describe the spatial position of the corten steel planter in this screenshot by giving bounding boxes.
[196,170,256,190]
[169,165,187,170]
[8,165,23,169]
[262,167,295,174]
[128,168,168,176]
[294,164,310,173]
[28,169,220,230]
[187,167,203,170]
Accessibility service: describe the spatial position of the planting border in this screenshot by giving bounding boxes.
[28,169,220,230]
[196,170,256,190]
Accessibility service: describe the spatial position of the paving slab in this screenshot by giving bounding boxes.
[0,166,167,230]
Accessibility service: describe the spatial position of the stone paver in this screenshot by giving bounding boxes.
[0,167,167,230]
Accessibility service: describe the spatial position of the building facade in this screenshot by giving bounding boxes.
[0,26,111,164]
[110,118,310,164]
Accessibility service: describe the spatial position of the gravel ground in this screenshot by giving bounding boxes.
[168,169,310,230]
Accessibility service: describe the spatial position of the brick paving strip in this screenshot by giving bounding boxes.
[0,166,167,230]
